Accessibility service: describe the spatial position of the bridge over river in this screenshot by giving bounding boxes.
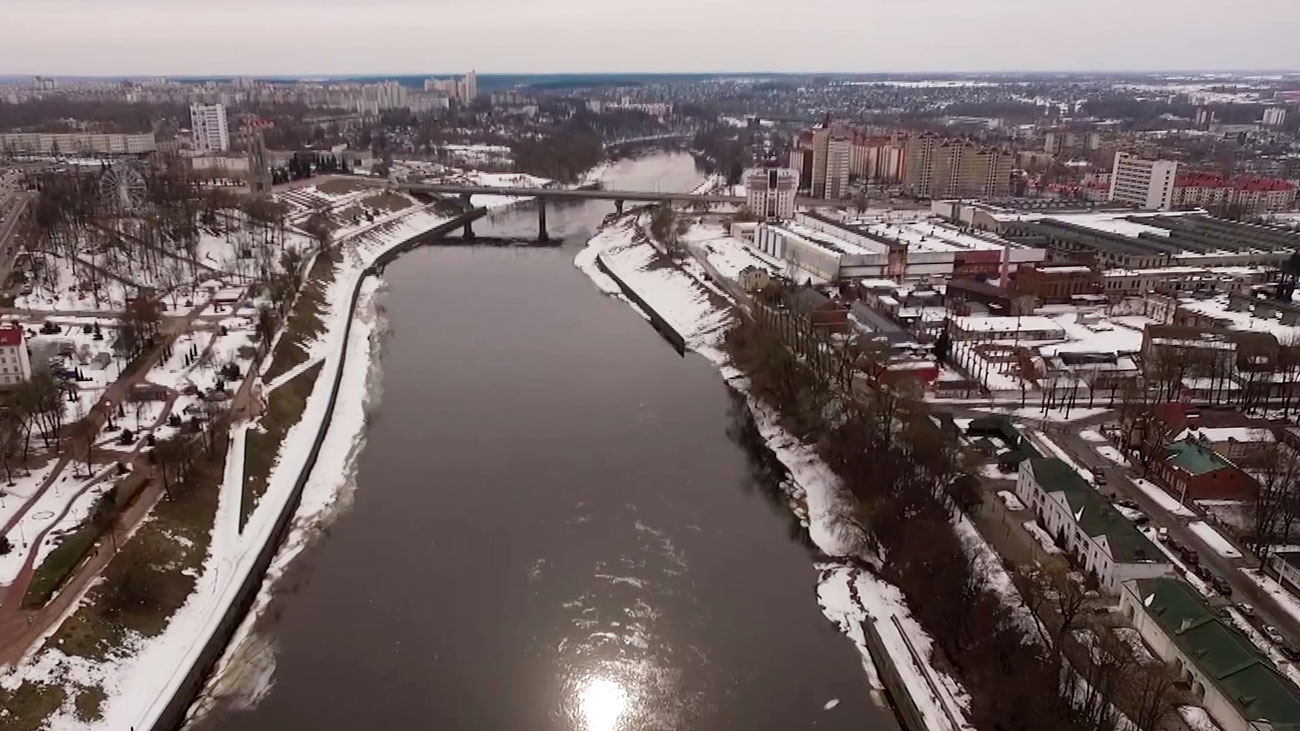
[347,177,852,240]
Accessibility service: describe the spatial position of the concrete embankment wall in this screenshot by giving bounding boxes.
[150,209,481,731]
[594,253,687,355]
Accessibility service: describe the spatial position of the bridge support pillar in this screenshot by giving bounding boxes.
[614,199,624,215]
[537,201,549,243]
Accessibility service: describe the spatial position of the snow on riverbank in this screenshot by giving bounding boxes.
[0,198,455,730]
[574,217,973,729]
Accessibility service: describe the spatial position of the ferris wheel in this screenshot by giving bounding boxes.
[98,161,147,216]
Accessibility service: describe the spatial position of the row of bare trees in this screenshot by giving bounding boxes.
[725,307,1183,730]
[19,158,300,310]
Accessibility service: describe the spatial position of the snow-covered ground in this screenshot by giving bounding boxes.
[997,490,1026,512]
[1243,570,1300,628]
[1187,521,1243,559]
[1131,478,1196,517]
[1029,431,1096,484]
[1178,705,1219,731]
[1023,520,1063,554]
[0,189,456,730]
[0,466,112,585]
[1080,429,1107,443]
[1096,445,1130,466]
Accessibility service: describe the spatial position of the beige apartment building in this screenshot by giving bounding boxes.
[901,132,1012,198]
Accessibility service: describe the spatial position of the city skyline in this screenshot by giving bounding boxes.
[5,0,1299,76]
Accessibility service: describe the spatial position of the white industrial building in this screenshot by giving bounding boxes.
[190,103,230,153]
[730,211,1044,283]
[1109,152,1178,210]
[743,167,798,220]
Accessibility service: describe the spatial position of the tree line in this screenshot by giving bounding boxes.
[725,302,1183,731]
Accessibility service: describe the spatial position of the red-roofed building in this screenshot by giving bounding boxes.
[1172,173,1297,214]
[0,323,30,389]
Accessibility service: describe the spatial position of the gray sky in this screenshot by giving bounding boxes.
[5,0,1298,76]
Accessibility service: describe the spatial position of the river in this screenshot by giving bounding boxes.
[195,151,898,731]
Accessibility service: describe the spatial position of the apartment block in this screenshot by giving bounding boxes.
[901,132,1012,198]
[1108,152,1178,210]
[190,103,230,153]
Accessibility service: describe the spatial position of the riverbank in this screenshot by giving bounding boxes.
[0,179,533,729]
[573,211,973,730]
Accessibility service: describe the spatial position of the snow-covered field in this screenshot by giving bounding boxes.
[1187,521,1243,559]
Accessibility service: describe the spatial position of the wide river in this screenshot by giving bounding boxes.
[197,151,897,731]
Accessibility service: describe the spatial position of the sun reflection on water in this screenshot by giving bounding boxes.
[577,676,628,731]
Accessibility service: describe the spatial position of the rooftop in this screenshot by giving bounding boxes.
[1131,576,1300,727]
[1030,458,1163,564]
[1164,439,1234,476]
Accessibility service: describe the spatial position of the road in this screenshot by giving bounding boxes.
[1054,424,1300,648]
[925,401,1300,648]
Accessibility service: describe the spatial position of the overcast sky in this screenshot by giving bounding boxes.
[4,0,1298,77]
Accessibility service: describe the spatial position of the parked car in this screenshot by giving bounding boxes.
[1266,626,1286,645]
[1210,576,1233,596]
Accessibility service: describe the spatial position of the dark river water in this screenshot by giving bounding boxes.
[198,152,897,731]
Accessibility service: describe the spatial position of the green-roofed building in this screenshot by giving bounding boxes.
[1122,576,1300,731]
[1016,457,1172,591]
[1155,438,1258,502]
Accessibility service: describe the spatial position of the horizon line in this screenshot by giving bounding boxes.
[4,68,1300,80]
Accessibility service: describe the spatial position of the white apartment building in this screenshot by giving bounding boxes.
[743,167,798,220]
[190,103,230,153]
[1263,107,1287,127]
[0,324,32,388]
[1108,152,1178,210]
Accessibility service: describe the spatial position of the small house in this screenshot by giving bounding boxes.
[738,266,771,293]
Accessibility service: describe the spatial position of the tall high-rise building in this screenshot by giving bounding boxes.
[901,132,1011,198]
[1263,107,1287,128]
[743,167,799,219]
[464,70,477,102]
[1108,152,1178,210]
[824,135,850,200]
[190,103,229,153]
[811,127,831,198]
[806,123,851,200]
